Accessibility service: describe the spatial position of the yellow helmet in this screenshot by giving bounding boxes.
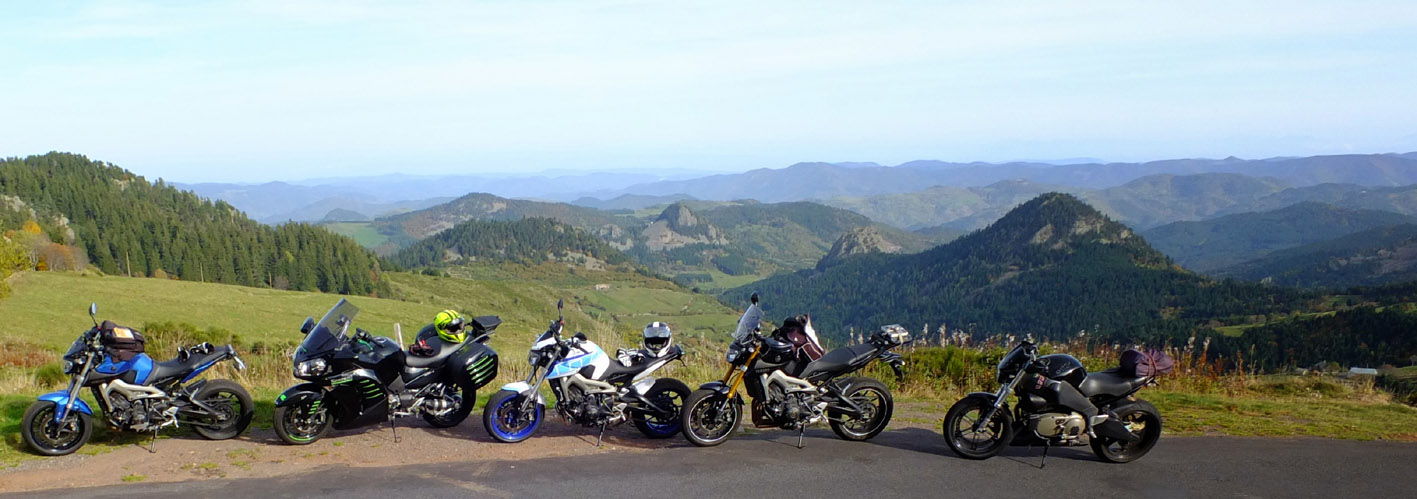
[434,309,467,343]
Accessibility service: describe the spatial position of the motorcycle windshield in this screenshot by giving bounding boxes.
[62,334,87,360]
[732,303,763,342]
[297,299,360,361]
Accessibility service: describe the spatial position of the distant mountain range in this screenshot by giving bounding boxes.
[329,191,945,284]
[574,153,1417,203]
[826,174,1417,231]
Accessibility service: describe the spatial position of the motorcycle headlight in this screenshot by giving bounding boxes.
[725,347,740,363]
[294,358,329,377]
[62,359,77,375]
[527,350,542,366]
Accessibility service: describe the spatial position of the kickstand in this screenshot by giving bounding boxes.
[796,425,805,449]
[389,417,400,444]
[1039,441,1050,469]
[596,422,606,448]
[147,429,158,453]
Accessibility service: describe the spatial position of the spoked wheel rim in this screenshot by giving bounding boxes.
[1093,409,1161,462]
[491,396,540,441]
[282,403,329,443]
[687,396,737,443]
[28,405,86,452]
[197,390,243,432]
[838,387,888,437]
[946,401,1008,455]
[642,389,686,432]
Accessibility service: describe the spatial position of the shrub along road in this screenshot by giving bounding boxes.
[18,427,1416,498]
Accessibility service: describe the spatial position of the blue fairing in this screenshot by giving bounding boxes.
[95,353,154,385]
[547,346,604,379]
[39,391,93,422]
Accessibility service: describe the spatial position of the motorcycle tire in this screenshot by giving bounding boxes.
[422,384,474,429]
[942,396,1014,460]
[681,389,740,447]
[483,390,542,443]
[191,379,255,440]
[828,377,893,441]
[1090,400,1162,463]
[21,400,93,456]
[632,378,691,439]
[273,400,332,445]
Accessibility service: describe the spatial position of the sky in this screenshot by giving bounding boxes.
[3,0,1416,182]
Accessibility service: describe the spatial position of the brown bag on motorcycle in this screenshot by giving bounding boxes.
[1121,348,1173,377]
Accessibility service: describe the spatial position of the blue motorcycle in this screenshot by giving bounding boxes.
[21,303,254,456]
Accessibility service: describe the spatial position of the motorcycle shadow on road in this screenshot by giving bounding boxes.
[863,427,1104,467]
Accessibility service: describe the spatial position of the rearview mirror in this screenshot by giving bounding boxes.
[88,303,97,317]
[300,317,316,335]
[750,292,759,305]
[557,299,564,311]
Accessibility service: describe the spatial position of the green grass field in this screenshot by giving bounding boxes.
[320,222,388,248]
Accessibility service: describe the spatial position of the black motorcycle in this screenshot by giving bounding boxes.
[273,299,500,444]
[681,293,909,448]
[21,303,253,456]
[483,300,690,445]
[942,340,1163,464]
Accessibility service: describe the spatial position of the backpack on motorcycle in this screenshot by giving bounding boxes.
[773,315,825,364]
[1120,348,1174,377]
[98,320,146,362]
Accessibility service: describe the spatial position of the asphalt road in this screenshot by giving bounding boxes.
[15,428,1417,499]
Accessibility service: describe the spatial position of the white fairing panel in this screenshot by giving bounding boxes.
[548,340,609,379]
[803,317,824,351]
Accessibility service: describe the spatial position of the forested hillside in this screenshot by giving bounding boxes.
[732,193,1305,342]
[1142,202,1415,272]
[390,217,633,269]
[1214,224,1417,288]
[0,153,390,296]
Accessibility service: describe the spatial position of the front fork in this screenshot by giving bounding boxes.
[974,375,1023,432]
[55,352,95,424]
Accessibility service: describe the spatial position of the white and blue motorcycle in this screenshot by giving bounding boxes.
[483,300,689,445]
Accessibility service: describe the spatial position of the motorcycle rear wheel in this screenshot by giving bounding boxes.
[273,401,331,445]
[681,389,740,447]
[191,379,254,440]
[828,377,893,441]
[632,378,690,439]
[21,401,92,456]
[422,384,474,428]
[942,396,1014,460]
[1090,400,1162,463]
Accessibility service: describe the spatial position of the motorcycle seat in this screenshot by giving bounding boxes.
[148,348,225,383]
[405,339,461,368]
[1079,368,1150,398]
[799,344,878,381]
[600,361,642,385]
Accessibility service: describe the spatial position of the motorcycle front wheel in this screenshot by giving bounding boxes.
[681,389,740,447]
[273,400,332,445]
[1090,400,1162,463]
[21,401,92,456]
[632,378,691,439]
[828,377,893,441]
[483,390,542,443]
[190,379,255,440]
[942,396,1014,460]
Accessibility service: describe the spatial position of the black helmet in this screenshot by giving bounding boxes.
[642,322,672,357]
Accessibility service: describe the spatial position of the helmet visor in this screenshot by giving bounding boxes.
[644,324,671,339]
